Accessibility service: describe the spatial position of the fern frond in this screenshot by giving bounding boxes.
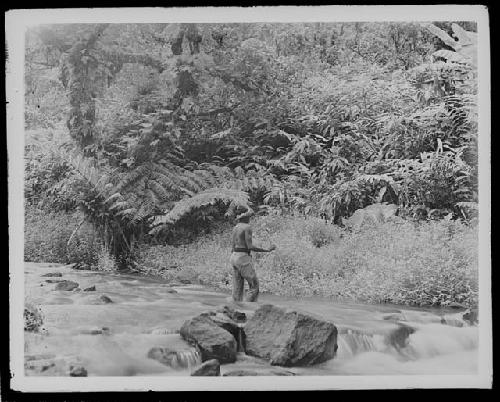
[151,188,250,228]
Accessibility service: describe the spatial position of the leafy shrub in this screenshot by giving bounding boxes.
[24,206,101,267]
[136,215,478,308]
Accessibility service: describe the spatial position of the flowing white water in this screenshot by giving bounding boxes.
[24,262,478,376]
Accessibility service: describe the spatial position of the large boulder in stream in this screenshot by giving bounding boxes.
[244,304,338,367]
[180,315,237,364]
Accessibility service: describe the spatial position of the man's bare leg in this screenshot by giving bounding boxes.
[240,264,259,302]
[232,266,244,302]
[245,276,259,302]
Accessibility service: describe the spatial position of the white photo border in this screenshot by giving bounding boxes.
[6,5,492,391]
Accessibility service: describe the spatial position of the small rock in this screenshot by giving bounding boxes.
[69,365,88,377]
[179,278,192,284]
[83,286,96,292]
[387,324,416,350]
[80,328,103,335]
[99,295,113,304]
[200,311,216,317]
[191,359,220,376]
[41,272,62,277]
[382,313,405,322]
[25,359,56,372]
[165,288,178,294]
[463,308,478,325]
[147,347,178,367]
[83,294,114,305]
[440,313,465,327]
[54,280,79,291]
[45,279,64,283]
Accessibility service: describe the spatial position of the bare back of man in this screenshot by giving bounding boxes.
[229,217,275,302]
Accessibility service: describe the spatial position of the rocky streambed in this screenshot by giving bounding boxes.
[24,262,479,377]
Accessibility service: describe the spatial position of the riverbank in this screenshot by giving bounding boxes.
[135,215,479,308]
[24,210,479,308]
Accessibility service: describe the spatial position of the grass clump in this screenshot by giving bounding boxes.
[24,206,101,268]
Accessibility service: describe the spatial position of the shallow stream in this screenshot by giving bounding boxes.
[24,262,478,376]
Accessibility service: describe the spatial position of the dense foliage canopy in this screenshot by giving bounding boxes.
[25,21,478,267]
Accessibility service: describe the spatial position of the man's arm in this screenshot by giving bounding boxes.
[244,227,276,253]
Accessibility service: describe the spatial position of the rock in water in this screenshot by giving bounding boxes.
[191,359,220,376]
[25,359,56,373]
[463,308,478,325]
[147,347,201,369]
[148,347,179,367]
[83,286,96,292]
[382,313,406,322]
[69,365,88,377]
[216,305,247,322]
[79,328,103,335]
[180,315,237,364]
[387,324,416,350]
[210,313,241,340]
[99,295,113,304]
[41,272,62,277]
[244,304,338,367]
[83,294,114,305]
[54,280,79,291]
[45,279,64,283]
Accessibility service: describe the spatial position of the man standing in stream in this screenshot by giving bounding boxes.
[230,208,276,302]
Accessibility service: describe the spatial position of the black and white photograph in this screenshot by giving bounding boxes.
[6,5,491,392]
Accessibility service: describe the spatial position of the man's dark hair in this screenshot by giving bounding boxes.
[236,207,254,223]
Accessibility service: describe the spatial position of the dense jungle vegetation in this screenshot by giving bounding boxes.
[24,21,479,307]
